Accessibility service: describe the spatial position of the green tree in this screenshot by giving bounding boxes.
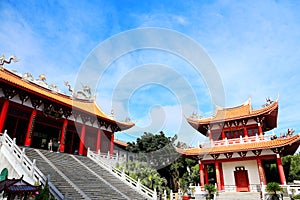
[266,182,283,200]
[117,161,168,193]
[126,131,199,192]
[35,180,50,200]
[282,153,300,182]
[204,184,216,200]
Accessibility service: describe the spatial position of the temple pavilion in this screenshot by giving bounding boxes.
[178,98,300,192]
[0,64,134,156]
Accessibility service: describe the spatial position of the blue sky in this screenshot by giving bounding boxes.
[1,0,300,145]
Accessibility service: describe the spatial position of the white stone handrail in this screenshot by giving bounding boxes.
[87,148,157,200]
[198,134,274,148]
[0,131,64,200]
[97,151,126,167]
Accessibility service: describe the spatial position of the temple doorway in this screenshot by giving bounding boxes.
[234,167,250,192]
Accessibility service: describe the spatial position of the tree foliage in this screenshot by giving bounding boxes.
[282,153,300,183]
[126,131,199,192]
[116,161,168,193]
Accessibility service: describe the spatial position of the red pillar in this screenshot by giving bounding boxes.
[199,160,204,187]
[96,129,101,152]
[215,160,221,190]
[219,162,224,190]
[204,164,209,184]
[59,119,68,153]
[243,126,248,137]
[78,124,86,155]
[208,130,212,141]
[110,133,114,156]
[0,100,9,133]
[221,130,225,140]
[257,157,266,185]
[258,122,263,139]
[24,109,37,147]
[276,154,286,185]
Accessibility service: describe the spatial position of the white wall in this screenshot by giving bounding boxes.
[222,160,260,186]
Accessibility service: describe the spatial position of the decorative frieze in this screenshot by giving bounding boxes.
[238,151,247,157]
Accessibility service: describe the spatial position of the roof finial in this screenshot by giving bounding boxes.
[110,109,115,119]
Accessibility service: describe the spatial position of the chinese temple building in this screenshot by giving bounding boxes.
[178,99,300,192]
[0,64,134,156]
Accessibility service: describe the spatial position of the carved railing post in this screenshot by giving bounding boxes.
[153,188,157,200]
[137,178,141,191]
[32,159,36,178]
[21,148,25,165]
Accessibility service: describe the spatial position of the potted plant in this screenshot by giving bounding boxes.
[265,182,283,200]
[293,193,300,199]
[204,184,216,200]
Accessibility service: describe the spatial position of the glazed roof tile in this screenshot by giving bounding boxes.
[187,98,278,124]
[114,139,128,147]
[0,69,134,130]
[177,134,300,155]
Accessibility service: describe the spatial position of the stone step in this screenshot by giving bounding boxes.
[216,192,261,200]
[26,148,147,199]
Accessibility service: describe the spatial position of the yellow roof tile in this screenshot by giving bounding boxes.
[177,134,300,155]
[0,69,134,130]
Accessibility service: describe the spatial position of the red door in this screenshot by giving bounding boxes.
[234,170,250,192]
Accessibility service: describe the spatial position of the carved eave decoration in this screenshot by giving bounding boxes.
[30,97,43,109]
[210,154,220,160]
[271,147,284,154]
[252,149,262,156]
[238,151,248,158]
[18,92,29,104]
[2,86,17,99]
[42,102,67,120]
[224,152,233,159]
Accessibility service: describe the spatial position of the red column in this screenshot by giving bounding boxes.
[24,109,37,147]
[110,133,114,156]
[219,162,224,190]
[215,160,221,190]
[258,122,263,139]
[257,157,266,185]
[199,160,204,187]
[243,126,248,137]
[204,165,208,184]
[0,100,9,133]
[208,129,212,141]
[276,154,286,185]
[59,119,68,153]
[78,124,86,155]
[221,130,225,140]
[96,129,101,152]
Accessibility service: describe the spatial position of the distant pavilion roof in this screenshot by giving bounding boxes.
[187,98,278,134]
[0,176,40,194]
[114,139,128,147]
[0,68,134,131]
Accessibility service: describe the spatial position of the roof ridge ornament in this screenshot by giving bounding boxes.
[64,81,94,101]
[0,54,19,70]
[261,97,274,108]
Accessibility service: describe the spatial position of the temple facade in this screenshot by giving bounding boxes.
[178,99,300,192]
[0,67,134,156]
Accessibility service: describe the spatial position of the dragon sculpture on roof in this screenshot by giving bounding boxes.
[64,81,93,100]
[0,54,19,69]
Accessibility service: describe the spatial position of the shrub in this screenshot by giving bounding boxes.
[293,194,300,199]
